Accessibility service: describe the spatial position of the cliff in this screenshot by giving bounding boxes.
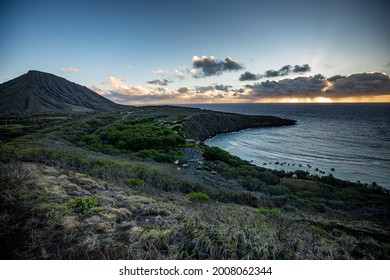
[183,111,296,140]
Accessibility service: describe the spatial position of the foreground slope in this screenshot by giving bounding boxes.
[0,108,389,260]
[0,70,126,116]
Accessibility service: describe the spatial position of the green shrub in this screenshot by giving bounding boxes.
[95,123,185,152]
[136,149,177,163]
[203,146,245,167]
[66,195,99,216]
[126,178,146,188]
[188,192,210,202]
[258,208,282,217]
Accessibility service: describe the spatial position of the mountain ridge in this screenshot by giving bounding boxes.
[0,70,127,116]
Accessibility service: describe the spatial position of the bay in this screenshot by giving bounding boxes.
[185,103,390,189]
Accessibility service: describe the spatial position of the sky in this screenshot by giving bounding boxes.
[1,0,390,104]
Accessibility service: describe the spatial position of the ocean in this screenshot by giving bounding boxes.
[185,103,390,189]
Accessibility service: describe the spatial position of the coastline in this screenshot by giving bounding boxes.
[204,126,390,193]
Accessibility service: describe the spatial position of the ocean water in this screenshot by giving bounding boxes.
[186,103,390,189]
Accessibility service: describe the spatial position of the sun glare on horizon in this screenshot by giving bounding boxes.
[253,95,390,104]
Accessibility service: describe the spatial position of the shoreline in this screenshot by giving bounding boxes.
[204,127,390,193]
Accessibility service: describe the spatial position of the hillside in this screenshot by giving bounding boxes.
[0,70,127,116]
[0,108,389,260]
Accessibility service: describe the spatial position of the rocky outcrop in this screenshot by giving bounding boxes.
[183,111,296,141]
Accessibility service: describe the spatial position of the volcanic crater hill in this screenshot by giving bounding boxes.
[0,70,127,117]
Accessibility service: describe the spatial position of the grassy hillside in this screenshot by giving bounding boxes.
[0,107,389,259]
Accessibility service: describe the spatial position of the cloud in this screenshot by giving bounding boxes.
[327,75,346,82]
[214,84,232,92]
[292,64,311,73]
[243,72,390,99]
[263,64,310,78]
[192,55,244,77]
[327,72,390,96]
[106,76,149,95]
[147,79,171,86]
[194,84,233,93]
[92,78,236,104]
[175,70,186,80]
[195,86,215,93]
[384,62,390,68]
[177,87,190,93]
[190,69,201,78]
[104,91,178,103]
[247,74,327,98]
[152,69,168,76]
[239,71,259,81]
[174,66,205,79]
[60,67,80,73]
[93,72,390,105]
[93,76,176,103]
[174,66,190,79]
[239,64,311,81]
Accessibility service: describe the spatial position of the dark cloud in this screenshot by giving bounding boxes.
[214,84,232,92]
[147,79,171,86]
[232,88,246,96]
[177,87,190,93]
[326,72,390,96]
[244,72,390,99]
[264,69,280,78]
[263,64,310,77]
[327,75,346,82]
[292,64,311,73]
[239,71,259,81]
[194,84,233,93]
[247,74,328,98]
[192,56,244,77]
[223,57,243,71]
[240,64,311,81]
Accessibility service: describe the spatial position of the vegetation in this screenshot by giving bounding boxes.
[188,192,210,202]
[82,116,186,162]
[0,107,389,260]
[66,195,99,217]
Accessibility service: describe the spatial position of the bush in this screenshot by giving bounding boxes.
[203,146,245,167]
[136,149,177,163]
[126,178,146,188]
[188,192,210,202]
[87,123,186,152]
[66,195,99,216]
[258,208,282,217]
